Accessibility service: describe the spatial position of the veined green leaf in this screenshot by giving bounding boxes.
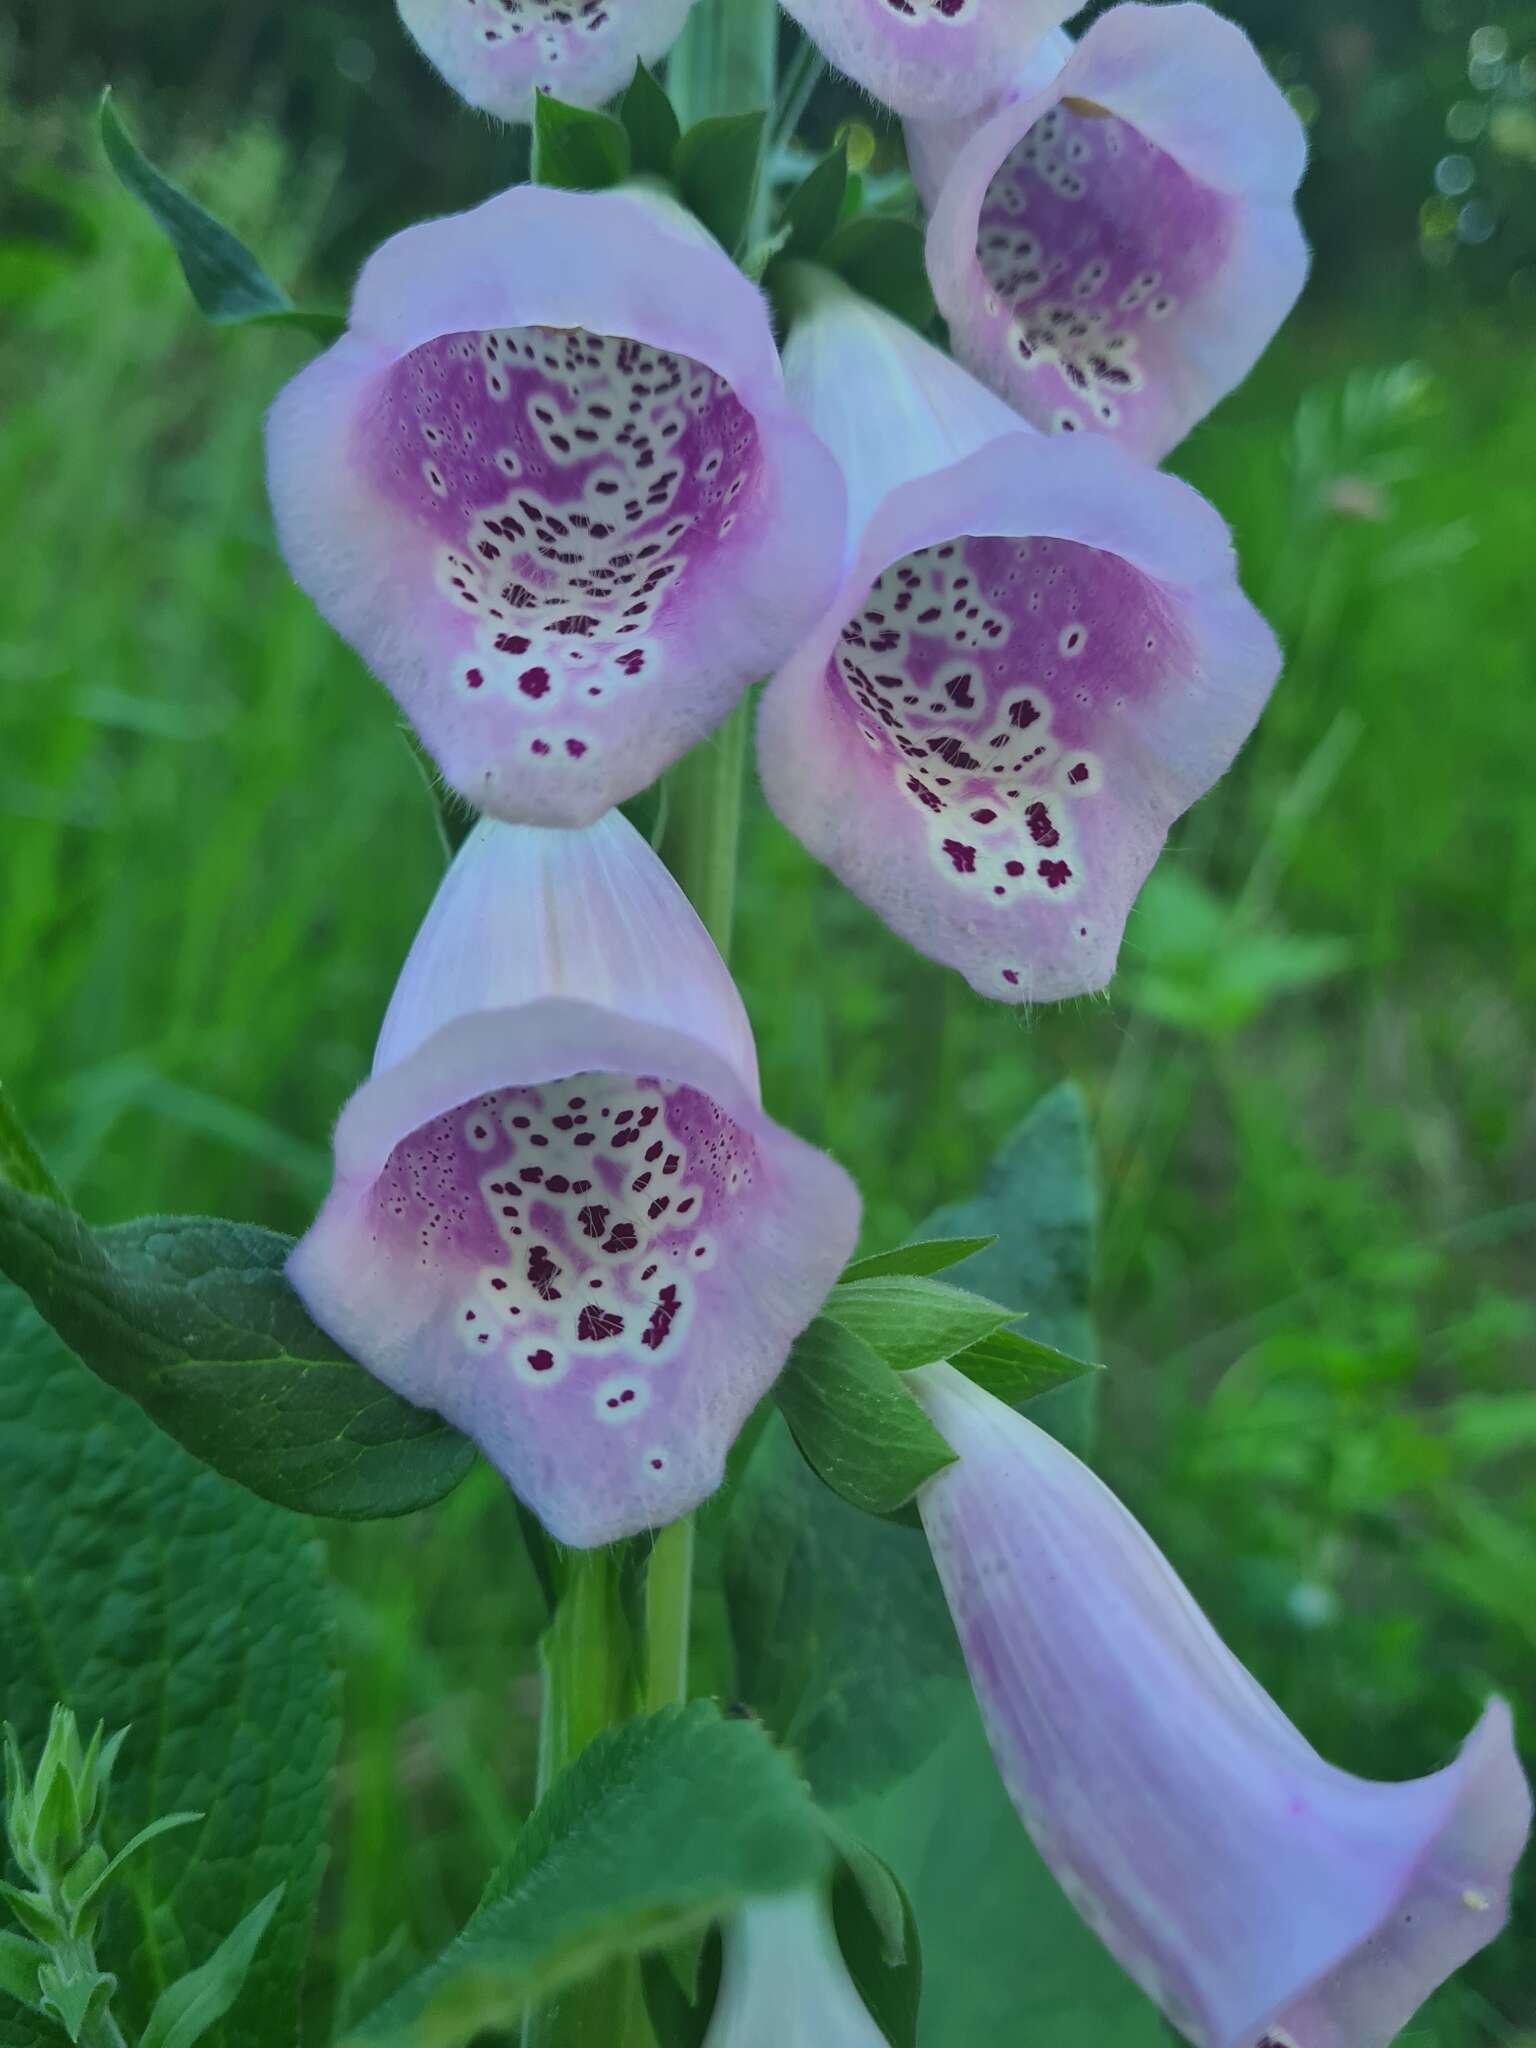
[824,1274,1017,1373]
[840,1237,997,1286]
[774,1318,956,1518]
[344,1704,825,2048]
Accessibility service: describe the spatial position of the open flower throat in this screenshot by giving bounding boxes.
[371,323,763,770]
[976,101,1228,438]
[374,1069,756,1469]
[830,528,1181,982]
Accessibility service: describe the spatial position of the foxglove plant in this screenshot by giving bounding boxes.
[266,183,845,826]
[760,279,1280,1000]
[1,7,1525,2048]
[921,3,1310,459]
[398,0,701,120]
[289,810,859,1547]
[911,1363,1532,2048]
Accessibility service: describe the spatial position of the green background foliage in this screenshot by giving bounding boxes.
[1,2,1534,2043]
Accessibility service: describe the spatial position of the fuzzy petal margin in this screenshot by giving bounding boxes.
[925,2,1309,460]
[267,184,846,827]
[289,816,859,1546]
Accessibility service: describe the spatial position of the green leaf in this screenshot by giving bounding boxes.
[725,1089,1100,1809]
[773,1319,956,1518]
[0,1187,474,1519]
[829,1838,921,2048]
[0,1934,42,2013]
[673,112,767,256]
[781,144,848,261]
[343,1703,826,2048]
[824,1275,1016,1374]
[917,1082,1099,1451]
[97,91,342,342]
[818,216,935,331]
[841,1237,997,1285]
[532,92,632,192]
[139,1889,284,2048]
[846,1714,1164,2048]
[947,1328,1102,1407]
[725,1419,963,1808]
[0,1282,337,2048]
[73,1811,204,1920]
[620,62,681,178]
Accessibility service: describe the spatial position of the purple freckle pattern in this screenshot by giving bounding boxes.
[457,0,622,51]
[829,531,1183,982]
[879,0,973,17]
[367,324,764,770]
[369,1069,759,1484]
[976,101,1230,436]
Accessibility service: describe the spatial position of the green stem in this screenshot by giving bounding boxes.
[527,7,775,2042]
[0,1084,68,1207]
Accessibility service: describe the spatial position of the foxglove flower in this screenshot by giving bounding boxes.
[398,0,699,124]
[924,3,1309,460]
[912,1363,1532,2048]
[758,281,1280,1003]
[704,1893,887,2047]
[266,185,845,829]
[779,0,1076,122]
[288,812,859,1548]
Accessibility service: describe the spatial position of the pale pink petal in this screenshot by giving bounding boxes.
[780,0,1077,122]
[912,1363,1532,2048]
[925,2,1309,460]
[398,0,699,122]
[760,289,1279,1003]
[288,814,859,1547]
[704,1893,888,2047]
[266,185,846,828]
[904,28,1074,209]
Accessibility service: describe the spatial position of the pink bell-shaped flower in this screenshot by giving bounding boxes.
[924,2,1309,461]
[288,812,860,1547]
[779,0,1077,123]
[703,1893,888,2046]
[397,0,700,123]
[911,1362,1532,2048]
[266,185,846,828]
[757,277,1280,1003]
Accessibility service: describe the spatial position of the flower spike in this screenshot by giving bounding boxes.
[779,0,1077,123]
[288,812,860,1548]
[398,0,700,123]
[912,1363,1532,2048]
[704,1893,888,2047]
[759,279,1280,1003]
[924,2,1309,461]
[266,185,846,829]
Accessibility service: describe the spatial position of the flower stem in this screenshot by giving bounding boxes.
[527,7,776,2042]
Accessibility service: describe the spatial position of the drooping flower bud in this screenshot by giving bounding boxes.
[924,2,1309,461]
[398,0,700,123]
[779,0,1076,122]
[758,277,1279,1003]
[703,1892,888,2047]
[911,1363,1532,2048]
[266,185,846,828]
[288,812,860,1548]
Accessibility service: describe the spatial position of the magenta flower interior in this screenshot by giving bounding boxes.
[375,325,763,783]
[976,101,1230,440]
[831,529,1182,973]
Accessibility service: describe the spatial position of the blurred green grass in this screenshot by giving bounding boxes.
[2,93,1534,2045]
